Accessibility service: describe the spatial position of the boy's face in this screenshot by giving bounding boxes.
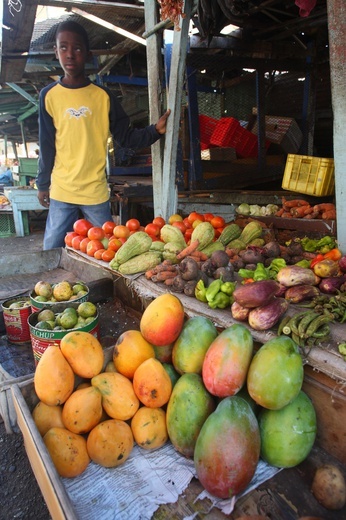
[55,30,91,85]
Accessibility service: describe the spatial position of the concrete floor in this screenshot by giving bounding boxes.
[0,230,44,255]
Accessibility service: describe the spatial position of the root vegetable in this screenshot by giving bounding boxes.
[213,266,234,282]
[311,464,346,510]
[179,257,199,281]
[210,250,231,268]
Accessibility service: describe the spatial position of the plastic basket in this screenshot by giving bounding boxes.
[282,154,335,196]
[235,127,270,158]
[199,115,218,150]
[0,212,29,238]
[209,117,241,148]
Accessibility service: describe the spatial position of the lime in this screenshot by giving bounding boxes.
[73,283,86,295]
[60,311,78,330]
[76,316,86,326]
[47,320,56,329]
[37,309,55,322]
[9,301,27,309]
[85,316,96,325]
[55,313,63,326]
[34,295,48,303]
[35,321,53,330]
[77,301,97,319]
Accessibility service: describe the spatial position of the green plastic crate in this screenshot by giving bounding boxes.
[0,212,29,238]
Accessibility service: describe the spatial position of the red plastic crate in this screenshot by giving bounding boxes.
[209,117,241,148]
[198,115,218,150]
[235,127,270,158]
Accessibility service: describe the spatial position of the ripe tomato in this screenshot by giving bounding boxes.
[94,248,106,260]
[118,237,127,245]
[184,228,193,241]
[214,227,224,238]
[204,213,215,222]
[183,217,192,229]
[126,218,141,231]
[73,218,93,236]
[71,235,84,250]
[79,237,91,253]
[113,225,130,239]
[102,249,116,262]
[108,238,123,252]
[87,226,105,241]
[172,221,187,234]
[145,223,160,237]
[64,231,79,247]
[210,216,225,229]
[102,221,116,235]
[187,211,204,224]
[86,239,104,257]
[152,216,166,229]
[168,213,183,225]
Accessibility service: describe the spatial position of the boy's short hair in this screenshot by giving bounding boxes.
[55,20,90,51]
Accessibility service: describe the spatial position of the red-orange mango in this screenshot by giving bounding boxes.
[140,294,185,346]
[202,324,253,398]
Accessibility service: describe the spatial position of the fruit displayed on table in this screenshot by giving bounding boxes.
[32,295,317,501]
[34,302,97,331]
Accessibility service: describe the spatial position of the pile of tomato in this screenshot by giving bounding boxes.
[65,212,227,262]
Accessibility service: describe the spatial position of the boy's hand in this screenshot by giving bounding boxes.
[155,109,171,135]
[38,190,50,208]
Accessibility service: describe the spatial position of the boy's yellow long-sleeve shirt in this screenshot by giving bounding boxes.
[36,79,160,204]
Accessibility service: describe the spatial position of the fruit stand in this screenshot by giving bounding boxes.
[1,209,346,519]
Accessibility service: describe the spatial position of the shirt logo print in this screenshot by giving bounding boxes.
[65,106,92,119]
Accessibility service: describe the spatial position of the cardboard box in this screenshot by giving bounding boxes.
[252,115,303,154]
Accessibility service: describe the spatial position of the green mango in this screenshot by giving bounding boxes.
[166,373,215,458]
[259,390,317,468]
[247,335,304,410]
[172,316,218,375]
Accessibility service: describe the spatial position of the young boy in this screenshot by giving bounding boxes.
[36,20,170,250]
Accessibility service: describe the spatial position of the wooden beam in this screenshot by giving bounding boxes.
[0,0,39,82]
[161,0,193,220]
[144,0,165,218]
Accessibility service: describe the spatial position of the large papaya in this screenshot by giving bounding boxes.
[140,294,185,346]
[194,396,260,499]
[258,390,317,468]
[172,316,218,375]
[247,335,304,410]
[202,324,253,397]
[166,373,215,458]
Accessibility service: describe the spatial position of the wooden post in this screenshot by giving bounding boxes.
[144,0,165,218]
[161,0,193,220]
[327,0,346,251]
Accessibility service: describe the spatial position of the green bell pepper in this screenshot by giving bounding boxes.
[208,292,231,309]
[206,279,223,302]
[195,279,208,303]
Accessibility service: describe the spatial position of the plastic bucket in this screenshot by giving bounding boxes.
[28,302,99,365]
[2,297,32,344]
[30,282,89,312]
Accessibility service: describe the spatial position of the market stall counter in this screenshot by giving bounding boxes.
[2,244,346,519]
